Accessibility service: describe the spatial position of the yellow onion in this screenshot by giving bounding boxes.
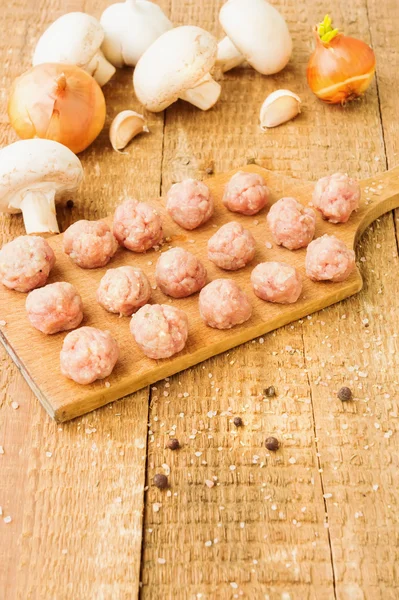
[307,15,376,104]
[8,63,106,153]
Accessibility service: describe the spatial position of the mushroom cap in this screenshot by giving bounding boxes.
[32,12,104,69]
[133,26,218,112]
[0,139,83,214]
[219,0,292,75]
[100,0,173,68]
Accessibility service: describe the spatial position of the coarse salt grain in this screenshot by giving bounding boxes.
[162,463,171,476]
[230,583,238,589]
[373,484,379,491]
[153,503,161,513]
[323,493,332,499]
[0,320,6,326]
[11,401,19,410]
[205,540,212,547]
[105,381,111,389]
[3,516,12,523]
[195,452,202,457]
[45,451,52,458]
[205,480,214,488]
[229,465,236,471]
[157,557,166,564]
[0,446,4,455]
[288,457,296,464]
[265,241,273,249]
[271,504,277,511]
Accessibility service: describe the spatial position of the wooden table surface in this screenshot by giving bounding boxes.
[1,1,398,599]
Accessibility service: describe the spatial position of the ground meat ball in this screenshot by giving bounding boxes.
[251,262,302,304]
[312,173,361,223]
[305,234,355,282]
[223,171,270,216]
[26,282,83,334]
[199,279,252,329]
[96,266,151,316]
[267,197,316,250]
[166,179,214,230]
[0,235,55,292]
[207,222,256,270]
[113,199,163,252]
[130,304,188,359]
[63,220,118,269]
[60,326,119,385]
[155,247,207,298]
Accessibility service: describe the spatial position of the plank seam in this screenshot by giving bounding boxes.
[301,329,338,599]
[138,386,152,599]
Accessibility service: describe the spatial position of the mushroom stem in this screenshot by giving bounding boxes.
[178,73,221,111]
[88,49,116,87]
[216,36,245,72]
[19,190,60,235]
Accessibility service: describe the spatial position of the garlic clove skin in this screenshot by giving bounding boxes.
[109,110,149,152]
[259,90,301,130]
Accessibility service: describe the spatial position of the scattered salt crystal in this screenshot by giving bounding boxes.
[166,490,172,497]
[115,496,122,503]
[288,457,296,464]
[374,423,380,429]
[85,427,96,434]
[205,480,214,488]
[259,338,264,344]
[240,522,245,528]
[373,484,379,491]
[0,320,6,326]
[342,424,349,430]
[205,540,212,547]
[355,511,363,519]
[61,548,68,555]
[157,557,166,564]
[0,446,4,455]
[105,381,111,389]
[265,241,273,249]
[179,412,185,418]
[229,465,236,471]
[271,504,277,511]
[230,583,238,589]
[384,430,393,439]
[195,452,202,457]
[183,392,189,398]
[45,451,53,458]
[254,220,259,225]
[301,507,307,513]
[162,463,170,476]
[323,493,332,499]
[3,516,12,524]
[11,401,19,410]
[153,503,161,513]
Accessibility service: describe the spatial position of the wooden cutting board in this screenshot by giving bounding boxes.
[1,164,398,422]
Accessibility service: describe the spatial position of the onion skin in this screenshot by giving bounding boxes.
[307,28,376,104]
[8,63,106,154]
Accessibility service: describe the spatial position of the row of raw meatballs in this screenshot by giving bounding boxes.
[0,170,360,385]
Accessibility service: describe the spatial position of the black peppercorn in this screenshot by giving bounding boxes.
[153,474,168,489]
[338,387,353,402]
[264,386,276,397]
[265,437,280,451]
[233,416,243,427]
[66,200,74,209]
[166,438,180,450]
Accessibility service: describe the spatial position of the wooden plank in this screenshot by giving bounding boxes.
[3,164,398,422]
[139,0,395,598]
[0,0,168,597]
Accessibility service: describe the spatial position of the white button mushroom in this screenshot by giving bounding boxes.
[133,26,221,112]
[100,0,173,68]
[216,0,292,75]
[0,139,83,235]
[32,12,116,87]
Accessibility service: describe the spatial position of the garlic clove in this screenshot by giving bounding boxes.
[260,90,301,130]
[109,110,149,152]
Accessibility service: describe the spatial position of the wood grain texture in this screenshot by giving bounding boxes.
[0,0,398,599]
[2,165,399,422]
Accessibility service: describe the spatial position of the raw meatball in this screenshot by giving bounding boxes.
[26,282,83,334]
[155,247,207,298]
[223,171,270,215]
[199,279,252,329]
[207,221,256,270]
[113,199,163,252]
[130,304,188,359]
[312,173,361,223]
[0,235,55,292]
[251,262,302,304]
[166,179,214,230]
[97,266,151,316]
[267,197,316,250]
[60,326,119,385]
[63,220,118,269]
[305,234,355,282]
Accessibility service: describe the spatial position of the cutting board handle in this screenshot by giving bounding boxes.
[353,165,399,244]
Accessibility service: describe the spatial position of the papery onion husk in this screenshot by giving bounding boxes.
[307,15,376,104]
[8,63,106,153]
